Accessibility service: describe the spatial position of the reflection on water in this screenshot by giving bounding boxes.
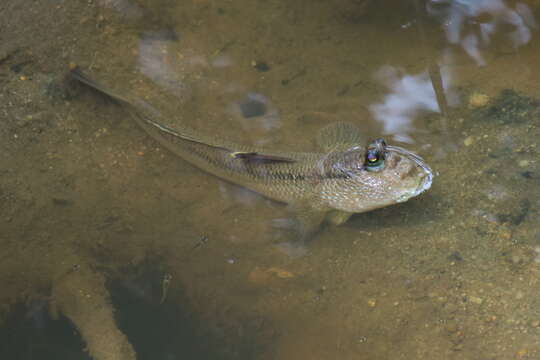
[97,0,143,19]
[427,0,537,65]
[138,30,187,97]
[0,0,539,360]
[369,65,457,143]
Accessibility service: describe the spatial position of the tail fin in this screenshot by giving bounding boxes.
[70,67,131,105]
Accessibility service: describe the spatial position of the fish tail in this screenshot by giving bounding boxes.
[70,67,131,105]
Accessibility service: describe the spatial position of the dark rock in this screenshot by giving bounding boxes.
[9,61,30,73]
[52,198,74,206]
[520,171,536,179]
[497,199,530,226]
[253,62,270,72]
[239,98,267,118]
[0,47,19,65]
[43,74,81,102]
[447,251,463,262]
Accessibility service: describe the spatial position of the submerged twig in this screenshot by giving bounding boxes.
[414,0,450,134]
[428,61,449,132]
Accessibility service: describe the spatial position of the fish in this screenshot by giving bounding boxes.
[160,273,172,304]
[71,68,433,240]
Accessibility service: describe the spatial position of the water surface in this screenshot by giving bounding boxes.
[0,0,539,359]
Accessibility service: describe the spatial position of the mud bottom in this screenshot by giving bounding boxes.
[0,295,227,360]
[0,301,91,360]
[0,264,265,360]
[107,265,230,360]
[107,261,274,360]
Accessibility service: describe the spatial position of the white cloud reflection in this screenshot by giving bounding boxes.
[427,0,537,66]
[369,66,457,143]
[137,31,281,145]
[138,32,188,97]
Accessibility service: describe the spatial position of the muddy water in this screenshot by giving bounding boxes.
[0,0,539,359]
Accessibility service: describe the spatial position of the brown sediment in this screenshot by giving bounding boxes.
[50,263,136,360]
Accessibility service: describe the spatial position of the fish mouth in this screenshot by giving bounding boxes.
[414,163,434,196]
[386,145,434,202]
[396,171,433,203]
[386,145,433,193]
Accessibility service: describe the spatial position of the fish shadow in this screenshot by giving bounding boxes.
[345,191,441,232]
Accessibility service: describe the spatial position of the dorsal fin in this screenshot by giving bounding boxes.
[315,122,365,152]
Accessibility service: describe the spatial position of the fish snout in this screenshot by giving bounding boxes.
[389,154,419,180]
[391,154,433,202]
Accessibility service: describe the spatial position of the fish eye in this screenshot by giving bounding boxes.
[364,139,386,172]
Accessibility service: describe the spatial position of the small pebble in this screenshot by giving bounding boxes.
[357,336,367,343]
[470,296,483,305]
[468,92,490,108]
[534,246,540,263]
[252,61,270,72]
[517,349,527,357]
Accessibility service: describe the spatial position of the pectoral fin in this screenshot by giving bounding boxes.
[325,210,353,226]
[316,121,366,151]
[285,200,328,242]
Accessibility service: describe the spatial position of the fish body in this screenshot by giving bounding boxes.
[72,68,433,238]
[160,273,172,304]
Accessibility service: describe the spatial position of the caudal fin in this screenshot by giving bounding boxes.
[70,67,131,105]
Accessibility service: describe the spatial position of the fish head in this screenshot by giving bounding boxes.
[326,139,433,213]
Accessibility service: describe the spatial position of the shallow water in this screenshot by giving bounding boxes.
[0,0,539,359]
